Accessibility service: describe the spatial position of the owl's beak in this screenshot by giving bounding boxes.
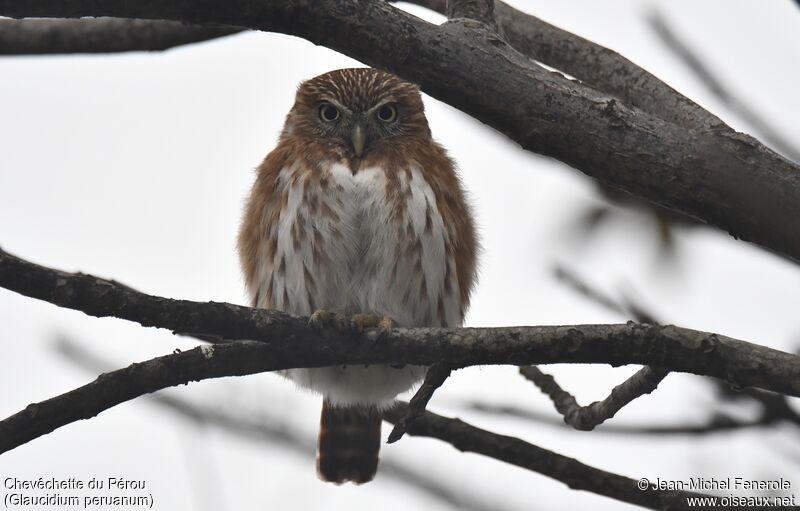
[351,124,366,158]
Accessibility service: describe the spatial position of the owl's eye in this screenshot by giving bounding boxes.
[376,104,397,123]
[318,103,340,122]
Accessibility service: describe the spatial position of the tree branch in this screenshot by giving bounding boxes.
[0,18,242,54]
[383,403,708,510]
[2,1,800,262]
[387,362,453,443]
[2,246,800,397]
[53,337,504,511]
[520,365,669,431]
[446,0,495,26]
[3,337,709,510]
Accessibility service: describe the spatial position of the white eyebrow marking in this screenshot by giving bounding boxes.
[318,97,352,115]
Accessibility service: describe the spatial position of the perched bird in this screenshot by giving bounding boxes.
[238,68,477,484]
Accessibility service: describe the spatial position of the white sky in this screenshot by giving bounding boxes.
[1,0,800,509]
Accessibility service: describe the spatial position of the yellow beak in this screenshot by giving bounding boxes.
[351,124,366,158]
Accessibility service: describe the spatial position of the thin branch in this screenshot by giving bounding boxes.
[1,2,800,262]
[383,403,709,510]
[458,401,777,435]
[54,338,503,511]
[2,246,800,397]
[0,18,242,54]
[446,0,495,26]
[520,365,670,431]
[387,362,453,443]
[647,8,800,164]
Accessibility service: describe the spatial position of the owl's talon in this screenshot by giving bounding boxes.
[309,309,354,333]
[308,309,331,330]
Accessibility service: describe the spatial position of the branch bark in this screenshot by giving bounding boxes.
[2,247,800,398]
[446,0,495,26]
[0,18,242,54]
[2,1,800,263]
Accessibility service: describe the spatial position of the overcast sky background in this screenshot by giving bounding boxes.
[2,0,800,509]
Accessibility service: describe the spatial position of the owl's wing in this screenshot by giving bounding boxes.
[238,141,295,308]
[423,143,479,321]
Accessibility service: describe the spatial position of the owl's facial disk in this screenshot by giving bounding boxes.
[286,68,431,162]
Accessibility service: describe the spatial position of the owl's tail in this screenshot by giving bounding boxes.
[317,400,381,484]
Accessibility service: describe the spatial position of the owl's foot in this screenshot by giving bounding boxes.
[308,309,358,333]
[351,314,405,368]
[350,314,395,336]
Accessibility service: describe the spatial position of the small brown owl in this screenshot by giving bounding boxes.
[238,68,477,483]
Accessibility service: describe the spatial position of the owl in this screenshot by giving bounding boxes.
[238,68,477,484]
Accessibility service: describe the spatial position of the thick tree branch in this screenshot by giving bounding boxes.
[446,0,495,26]
[520,365,669,431]
[0,18,242,54]
[2,2,800,263]
[2,246,800,397]
[3,339,708,510]
[387,362,453,443]
[383,403,708,510]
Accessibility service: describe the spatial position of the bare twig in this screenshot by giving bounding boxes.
[387,362,453,443]
[647,8,800,163]
[2,246,800,397]
[383,403,709,510]
[520,366,669,431]
[2,2,800,262]
[0,18,242,54]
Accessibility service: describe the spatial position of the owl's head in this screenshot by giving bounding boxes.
[283,68,431,159]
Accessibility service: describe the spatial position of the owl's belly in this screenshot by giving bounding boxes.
[263,162,459,406]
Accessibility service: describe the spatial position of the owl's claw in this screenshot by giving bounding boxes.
[351,314,395,339]
[308,309,357,333]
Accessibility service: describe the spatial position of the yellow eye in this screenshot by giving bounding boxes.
[376,104,397,123]
[318,103,340,122]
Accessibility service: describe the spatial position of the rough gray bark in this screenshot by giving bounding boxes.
[1,0,800,264]
[0,18,241,54]
[2,246,800,398]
